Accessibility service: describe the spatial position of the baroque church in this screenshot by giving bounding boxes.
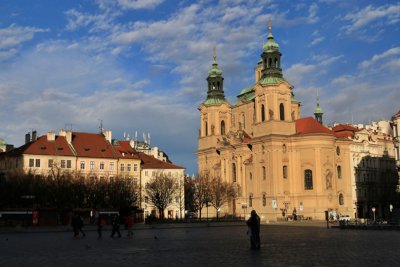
[197,21,353,221]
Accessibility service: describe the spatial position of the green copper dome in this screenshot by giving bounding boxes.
[263,33,279,52]
[208,62,222,77]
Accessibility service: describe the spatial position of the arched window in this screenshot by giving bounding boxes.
[205,122,208,136]
[261,104,265,122]
[339,193,344,205]
[262,194,266,207]
[221,120,225,135]
[337,165,342,179]
[304,169,313,190]
[279,103,285,121]
[232,163,237,183]
[283,165,288,179]
[275,58,278,68]
[268,58,272,68]
[217,82,220,90]
[249,172,252,181]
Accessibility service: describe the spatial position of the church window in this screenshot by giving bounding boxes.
[261,104,265,122]
[249,194,253,207]
[304,169,313,190]
[262,166,266,180]
[205,121,208,136]
[217,82,220,90]
[262,194,266,207]
[249,172,252,181]
[232,163,237,182]
[275,58,278,68]
[283,165,288,179]
[339,193,344,205]
[336,146,340,155]
[279,103,285,121]
[337,165,342,179]
[221,120,225,135]
[268,58,272,68]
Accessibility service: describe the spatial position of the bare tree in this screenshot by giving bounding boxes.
[193,173,212,220]
[145,174,179,219]
[208,176,238,220]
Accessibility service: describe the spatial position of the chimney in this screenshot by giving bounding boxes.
[59,129,66,137]
[66,131,72,144]
[32,130,37,141]
[25,132,31,144]
[104,130,112,143]
[47,131,56,141]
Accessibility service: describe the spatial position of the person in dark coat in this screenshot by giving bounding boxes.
[110,213,121,238]
[246,210,261,250]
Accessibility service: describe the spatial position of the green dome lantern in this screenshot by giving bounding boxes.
[204,47,226,105]
[260,18,283,79]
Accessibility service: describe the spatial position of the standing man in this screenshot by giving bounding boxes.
[110,213,121,238]
[246,210,261,250]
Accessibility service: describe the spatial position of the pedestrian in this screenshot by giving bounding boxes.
[97,214,103,238]
[292,208,297,221]
[111,213,121,238]
[246,210,261,250]
[126,213,133,238]
[77,214,86,237]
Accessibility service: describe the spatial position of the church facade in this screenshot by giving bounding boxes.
[197,23,353,221]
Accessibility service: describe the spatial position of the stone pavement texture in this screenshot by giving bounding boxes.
[0,221,399,267]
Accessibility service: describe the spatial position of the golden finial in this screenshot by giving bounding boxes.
[213,46,217,63]
[268,17,272,33]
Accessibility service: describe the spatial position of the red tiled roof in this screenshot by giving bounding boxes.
[295,117,334,135]
[137,152,184,170]
[7,135,75,156]
[331,124,359,138]
[71,132,115,158]
[113,141,139,159]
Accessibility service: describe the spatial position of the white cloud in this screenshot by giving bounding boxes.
[359,47,400,69]
[0,24,48,49]
[285,63,316,85]
[117,0,164,10]
[341,3,400,34]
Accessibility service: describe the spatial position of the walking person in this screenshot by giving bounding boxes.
[110,213,121,238]
[246,210,261,250]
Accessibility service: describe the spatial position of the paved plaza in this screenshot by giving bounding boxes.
[0,222,399,267]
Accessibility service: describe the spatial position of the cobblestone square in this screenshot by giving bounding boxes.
[1,222,399,267]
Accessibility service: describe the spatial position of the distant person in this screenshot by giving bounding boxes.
[246,210,261,250]
[126,213,134,238]
[71,213,85,238]
[292,208,297,221]
[111,213,121,238]
[97,214,103,238]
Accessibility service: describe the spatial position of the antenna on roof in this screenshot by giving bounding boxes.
[143,132,147,144]
[135,131,138,142]
[65,123,73,131]
[123,132,126,139]
[148,132,151,145]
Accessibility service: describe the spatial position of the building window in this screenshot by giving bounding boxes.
[339,193,344,205]
[67,160,71,168]
[336,146,340,155]
[283,165,288,179]
[127,164,131,172]
[90,161,94,170]
[48,159,53,168]
[133,178,138,185]
[120,164,125,171]
[261,104,265,122]
[279,103,285,121]
[249,172,252,181]
[262,166,266,180]
[134,164,138,171]
[145,171,148,176]
[304,169,313,190]
[175,196,179,203]
[80,161,85,170]
[262,194,266,207]
[61,160,66,168]
[337,165,342,179]
[205,121,208,136]
[100,162,104,170]
[249,194,253,207]
[110,162,114,171]
[35,159,40,167]
[29,158,34,167]
[221,120,225,135]
[232,163,237,182]
[145,196,149,203]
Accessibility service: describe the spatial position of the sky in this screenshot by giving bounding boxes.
[0,0,399,175]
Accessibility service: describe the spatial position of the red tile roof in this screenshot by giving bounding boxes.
[331,124,359,139]
[295,117,334,135]
[7,135,75,156]
[113,141,140,159]
[71,132,115,158]
[137,152,184,170]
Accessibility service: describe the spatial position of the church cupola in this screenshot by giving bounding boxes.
[261,18,282,79]
[314,93,323,124]
[204,47,226,104]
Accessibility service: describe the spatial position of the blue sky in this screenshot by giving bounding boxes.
[0,0,399,175]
